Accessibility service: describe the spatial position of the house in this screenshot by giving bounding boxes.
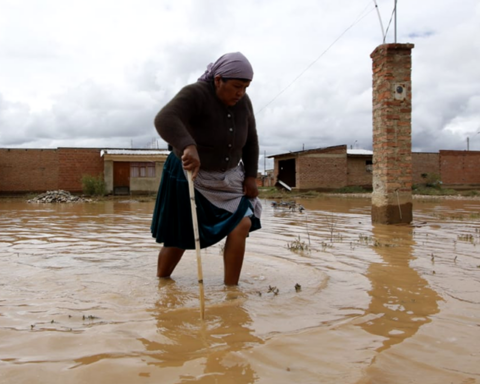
[100,149,169,194]
[0,147,169,195]
[269,145,373,191]
[256,169,275,187]
[269,145,480,191]
[2,145,479,194]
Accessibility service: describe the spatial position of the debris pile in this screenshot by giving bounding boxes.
[28,190,91,204]
[271,200,305,212]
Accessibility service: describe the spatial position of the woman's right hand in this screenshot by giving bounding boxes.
[181,145,201,179]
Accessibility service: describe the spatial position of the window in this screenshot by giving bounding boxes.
[131,162,155,178]
[366,160,373,173]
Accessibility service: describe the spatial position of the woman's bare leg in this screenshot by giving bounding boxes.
[157,247,185,278]
[223,217,252,285]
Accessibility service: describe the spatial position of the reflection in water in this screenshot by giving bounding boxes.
[143,280,263,383]
[360,224,441,352]
[1,198,479,383]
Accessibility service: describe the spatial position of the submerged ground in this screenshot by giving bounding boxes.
[0,196,479,383]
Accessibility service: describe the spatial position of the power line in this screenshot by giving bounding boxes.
[257,2,376,114]
[372,0,386,43]
[384,3,397,41]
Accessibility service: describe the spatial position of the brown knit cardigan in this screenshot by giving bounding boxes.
[154,81,259,178]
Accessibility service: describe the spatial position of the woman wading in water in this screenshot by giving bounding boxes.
[151,52,262,285]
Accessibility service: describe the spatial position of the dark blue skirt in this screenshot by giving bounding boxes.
[151,153,261,249]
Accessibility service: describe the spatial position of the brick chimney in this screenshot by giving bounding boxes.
[371,43,414,224]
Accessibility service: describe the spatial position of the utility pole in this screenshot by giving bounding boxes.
[264,150,266,175]
[394,0,398,43]
[263,150,267,187]
[469,130,480,150]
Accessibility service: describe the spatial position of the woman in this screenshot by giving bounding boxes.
[151,52,262,286]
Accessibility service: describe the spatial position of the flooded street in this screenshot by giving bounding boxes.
[0,196,479,384]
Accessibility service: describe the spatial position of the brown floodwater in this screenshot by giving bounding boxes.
[0,196,479,384]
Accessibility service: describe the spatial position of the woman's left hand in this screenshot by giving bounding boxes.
[243,176,259,198]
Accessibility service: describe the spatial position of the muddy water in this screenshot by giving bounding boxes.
[0,197,479,384]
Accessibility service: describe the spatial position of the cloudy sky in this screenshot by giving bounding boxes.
[1,0,479,170]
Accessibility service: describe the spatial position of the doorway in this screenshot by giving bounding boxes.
[113,162,130,195]
[277,158,296,188]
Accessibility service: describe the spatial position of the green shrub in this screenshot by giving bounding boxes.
[81,174,106,196]
[463,190,480,197]
[413,186,456,196]
[301,190,322,198]
[423,173,442,189]
[258,187,291,199]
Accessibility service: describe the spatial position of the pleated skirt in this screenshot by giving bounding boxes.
[151,153,261,249]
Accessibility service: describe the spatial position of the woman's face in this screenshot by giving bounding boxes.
[214,76,250,106]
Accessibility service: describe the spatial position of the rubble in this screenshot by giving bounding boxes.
[28,190,92,203]
[271,200,305,212]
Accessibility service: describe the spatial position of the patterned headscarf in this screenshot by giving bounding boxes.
[198,52,254,82]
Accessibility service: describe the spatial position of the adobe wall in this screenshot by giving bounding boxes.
[440,150,480,186]
[0,149,59,193]
[412,152,439,185]
[58,148,104,192]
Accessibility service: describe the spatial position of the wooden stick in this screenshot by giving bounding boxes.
[187,170,206,320]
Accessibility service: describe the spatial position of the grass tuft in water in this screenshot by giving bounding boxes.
[286,236,310,252]
[458,234,474,243]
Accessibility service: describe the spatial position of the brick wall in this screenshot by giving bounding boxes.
[256,172,274,187]
[371,43,414,224]
[3,147,477,194]
[296,146,347,190]
[0,149,59,193]
[271,146,348,191]
[347,157,372,188]
[412,152,439,185]
[273,158,281,184]
[440,150,480,186]
[58,148,105,192]
[371,44,414,195]
[0,148,104,194]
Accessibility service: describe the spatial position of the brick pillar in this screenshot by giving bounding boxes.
[371,43,414,224]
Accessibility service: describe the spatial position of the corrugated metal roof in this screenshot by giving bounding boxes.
[347,149,372,155]
[269,146,373,158]
[100,149,170,157]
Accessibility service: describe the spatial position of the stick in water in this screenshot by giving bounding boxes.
[187,170,206,320]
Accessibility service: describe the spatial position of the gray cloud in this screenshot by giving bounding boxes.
[0,0,479,168]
